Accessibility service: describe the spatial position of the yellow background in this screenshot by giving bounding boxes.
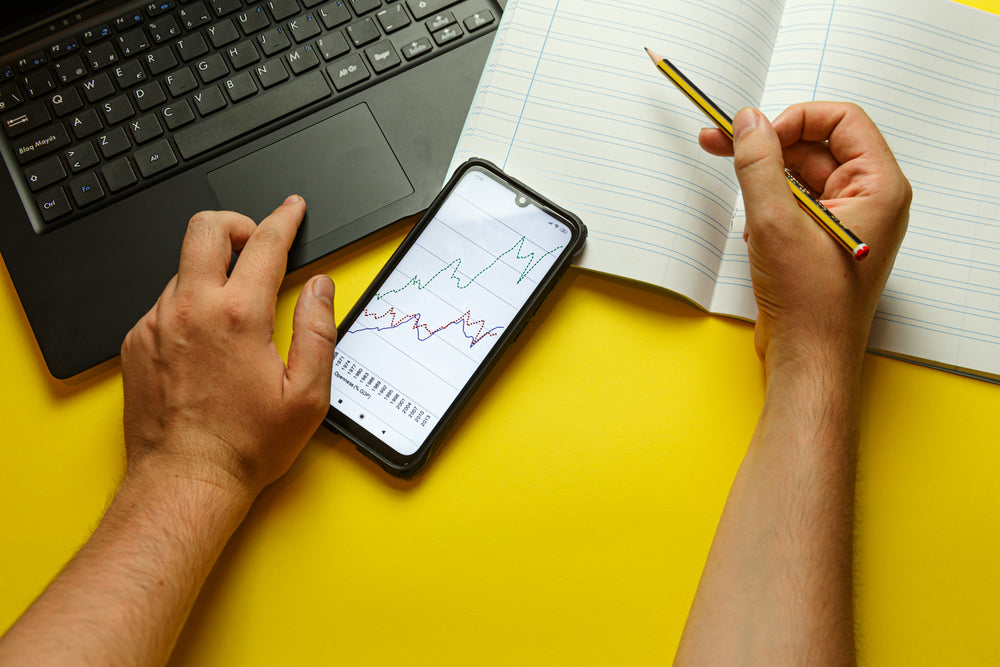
[2,2,999,663]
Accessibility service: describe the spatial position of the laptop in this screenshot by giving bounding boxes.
[0,0,503,379]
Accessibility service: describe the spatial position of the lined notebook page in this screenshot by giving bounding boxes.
[710,0,1000,379]
[450,0,784,309]
[452,0,1000,379]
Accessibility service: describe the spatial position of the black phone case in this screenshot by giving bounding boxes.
[323,158,587,478]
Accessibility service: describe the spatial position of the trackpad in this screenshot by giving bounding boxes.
[207,103,413,245]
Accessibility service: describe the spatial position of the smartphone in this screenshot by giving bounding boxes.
[323,159,587,477]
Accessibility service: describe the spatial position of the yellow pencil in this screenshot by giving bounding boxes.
[644,47,870,260]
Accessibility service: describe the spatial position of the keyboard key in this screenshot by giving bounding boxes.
[316,32,350,60]
[102,95,136,125]
[463,9,493,32]
[257,26,291,56]
[113,60,147,88]
[195,53,229,83]
[96,127,131,158]
[174,70,330,159]
[327,52,369,91]
[17,52,48,72]
[176,33,210,61]
[145,45,178,75]
[117,27,151,56]
[133,81,167,110]
[85,41,119,70]
[35,186,72,222]
[226,41,261,69]
[206,20,240,48]
[237,6,271,34]
[80,73,115,102]
[24,155,66,192]
[192,85,227,115]
[165,68,198,97]
[146,0,177,17]
[2,100,50,138]
[376,4,410,32]
[82,24,113,45]
[401,36,432,60]
[160,99,196,129]
[134,138,178,177]
[22,69,56,98]
[114,9,145,29]
[12,123,71,164]
[431,23,461,45]
[317,1,351,29]
[406,0,458,20]
[346,18,380,47]
[223,71,258,101]
[268,0,301,21]
[49,88,84,117]
[210,0,242,17]
[288,13,322,42]
[286,45,319,74]
[65,142,100,172]
[53,55,88,84]
[350,0,381,14]
[67,108,103,139]
[147,16,182,43]
[68,171,105,206]
[425,11,454,31]
[254,58,290,88]
[0,82,24,112]
[129,113,164,143]
[179,2,213,29]
[50,38,82,59]
[102,156,138,192]
[364,40,400,73]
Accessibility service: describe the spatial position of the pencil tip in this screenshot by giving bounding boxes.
[645,47,661,63]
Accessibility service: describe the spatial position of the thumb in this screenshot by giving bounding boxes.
[285,274,338,409]
[732,108,799,233]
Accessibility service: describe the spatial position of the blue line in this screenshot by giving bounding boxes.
[812,0,837,100]
[503,0,561,169]
[349,310,506,349]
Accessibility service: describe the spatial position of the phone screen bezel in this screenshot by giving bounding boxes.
[322,159,586,477]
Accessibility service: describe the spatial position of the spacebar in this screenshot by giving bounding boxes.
[174,72,332,161]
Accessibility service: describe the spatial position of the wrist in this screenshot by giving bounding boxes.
[118,454,257,531]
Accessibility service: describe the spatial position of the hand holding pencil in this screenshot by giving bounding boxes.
[645,48,870,260]
[712,103,911,370]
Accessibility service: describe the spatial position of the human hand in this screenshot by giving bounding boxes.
[120,195,337,501]
[699,103,910,374]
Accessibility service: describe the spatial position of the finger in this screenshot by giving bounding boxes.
[229,195,306,295]
[697,127,734,156]
[772,102,894,167]
[284,274,337,413]
[176,210,257,289]
[781,141,840,196]
[731,108,802,233]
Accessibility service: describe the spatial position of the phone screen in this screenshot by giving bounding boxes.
[328,165,576,458]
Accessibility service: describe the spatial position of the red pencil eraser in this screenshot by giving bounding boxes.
[855,244,870,260]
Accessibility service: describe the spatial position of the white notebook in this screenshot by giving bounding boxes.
[450,0,1000,381]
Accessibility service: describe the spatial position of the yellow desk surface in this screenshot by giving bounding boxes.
[3,215,999,665]
[3,2,1000,661]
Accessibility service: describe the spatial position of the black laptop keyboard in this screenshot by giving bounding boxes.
[0,0,496,231]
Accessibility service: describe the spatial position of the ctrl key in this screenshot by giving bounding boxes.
[35,185,72,223]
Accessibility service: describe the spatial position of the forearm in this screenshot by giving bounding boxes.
[0,466,253,667]
[675,353,862,666]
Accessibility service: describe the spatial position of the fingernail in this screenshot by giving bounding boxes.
[734,108,759,141]
[312,275,334,308]
[283,194,302,205]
